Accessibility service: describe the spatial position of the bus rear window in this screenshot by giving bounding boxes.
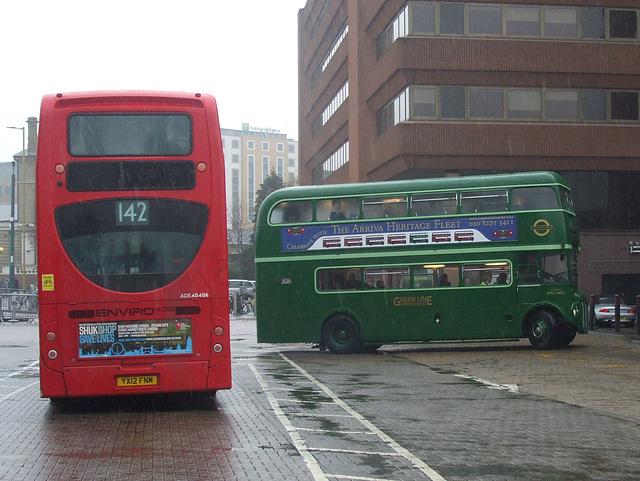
[68,114,193,157]
[55,199,208,293]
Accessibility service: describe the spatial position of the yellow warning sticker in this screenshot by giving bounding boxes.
[42,274,54,291]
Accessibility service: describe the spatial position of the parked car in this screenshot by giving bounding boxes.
[594,296,636,328]
[229,279,255,297]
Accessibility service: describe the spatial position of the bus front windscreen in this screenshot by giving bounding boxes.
[55,199,209,292]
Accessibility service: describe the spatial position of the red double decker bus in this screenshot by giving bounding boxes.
[36,91,231,399]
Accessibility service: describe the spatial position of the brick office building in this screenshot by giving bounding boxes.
[298,0,640,299]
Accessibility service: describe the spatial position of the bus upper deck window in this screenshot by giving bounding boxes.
[317,197,360,221]
[412,193,457,216]
[512,186,559,210]
[460,190,507,214]
[362,196,408,219]
[270,200,313,224]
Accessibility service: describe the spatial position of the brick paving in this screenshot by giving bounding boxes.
[0,320,638,480]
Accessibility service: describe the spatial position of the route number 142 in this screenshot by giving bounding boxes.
[116,200,150,226]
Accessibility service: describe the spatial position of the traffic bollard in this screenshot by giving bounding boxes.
[588,294,595,330]
[636,296,640,336]
[614,294,621,333]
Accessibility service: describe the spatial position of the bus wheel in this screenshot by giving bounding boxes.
[559,324,577,346]
[322,315,362,354]
[527,310,558,350]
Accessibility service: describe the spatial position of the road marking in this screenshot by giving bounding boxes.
[249,363,330,481]
[0,360,39,382]
[0,381,39,402]
[278,353,448,481]
[455,374,519,393]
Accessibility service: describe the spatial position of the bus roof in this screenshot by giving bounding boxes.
[258,171,569,217]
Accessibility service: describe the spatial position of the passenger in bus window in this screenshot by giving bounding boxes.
[480,272,492,285]
[438,273,451,286]
[496,272,508,284]
[330,199,346,220]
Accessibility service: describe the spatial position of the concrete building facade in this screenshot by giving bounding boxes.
[298,0,640,299]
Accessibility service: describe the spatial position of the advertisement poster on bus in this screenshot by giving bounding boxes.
[281,215,517,252]
[78,319,192,358]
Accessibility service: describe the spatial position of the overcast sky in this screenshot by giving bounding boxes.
[0,0,307,164]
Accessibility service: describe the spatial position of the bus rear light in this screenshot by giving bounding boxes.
[54,164,65,174]
[48,350,58,360]
[213,343,223,353]
[45,331,56,342]
[214,326,224,336]
[197,162,207,172]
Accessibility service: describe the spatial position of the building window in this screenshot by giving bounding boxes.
[313,22,348,85]
[544,7,577,38]
[378,88,409,135]
[583,89,607,121]
[248,156,254,219]
[610,10,637,39]
[232,139,240,149]
[441,86,466,119]
[277,157,284,178]
[581,7,605,39]
[440,2,464,35]
[507,90,542,120]
[288,144,296,154]
[469,89,503,118]
[506,6,541,36]
[262,156,269,181]
[610,91,639,120]
[232,154,239,164]
[468,5,502,35]
[262,141,269,151]
[545,90,579,120]
[411,2,436,34]
[312,141,349,183]
[277,143,284,152]
[412,86,437,117]
[247,140,255,150]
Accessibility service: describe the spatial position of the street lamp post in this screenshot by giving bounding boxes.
[7,125,25,289]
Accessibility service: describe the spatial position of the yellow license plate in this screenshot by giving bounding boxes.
[116,375,158,387]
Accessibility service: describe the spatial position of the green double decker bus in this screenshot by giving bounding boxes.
[254,171,586,353]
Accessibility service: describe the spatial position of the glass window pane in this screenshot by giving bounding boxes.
[611,91,639,120]
[461,190,508,213]
[512,187,559,210]
[440,3,464,35]
[507,90,542,119]
[317,197,360,221]
[469,5,503,35]
[363,196,408,219]
[411,266,436,288]
[542,252,569,284]
[581,7,605,39]
[463,263,510,286]
[507,6,541,36]
[412,87,436,117]
[364,267,409,290]
[411,3,436,34]
[544,7,578,38]
[317,268,361,291]
[469,89,503,118]
[441,86,466,119]
[269,201,313,224]
[583,89,607,121]
[546,90,579,120]
[412,193,457,216]
[610,10,638,39]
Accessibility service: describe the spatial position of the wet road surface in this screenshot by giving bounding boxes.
[0,319,639,480]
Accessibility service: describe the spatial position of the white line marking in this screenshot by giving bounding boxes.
[0,360,39,382]
[454,374,519,393]
[279,353,448,481]
[0,381,39,402]
[249,363,330,481]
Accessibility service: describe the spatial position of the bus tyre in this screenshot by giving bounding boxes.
[322,315,362,354]
[527,310,558,350]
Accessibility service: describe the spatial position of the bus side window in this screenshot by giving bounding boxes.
[412,193,457,216]
[363,196,408,219]
[270,201,313,224]
[317,268,361,291]
[461,190,507,213]
[317,197,360,221]
[518,253,539,284]
[364,267,409,289]
[412,266,435,288]
[512,187,559,211]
